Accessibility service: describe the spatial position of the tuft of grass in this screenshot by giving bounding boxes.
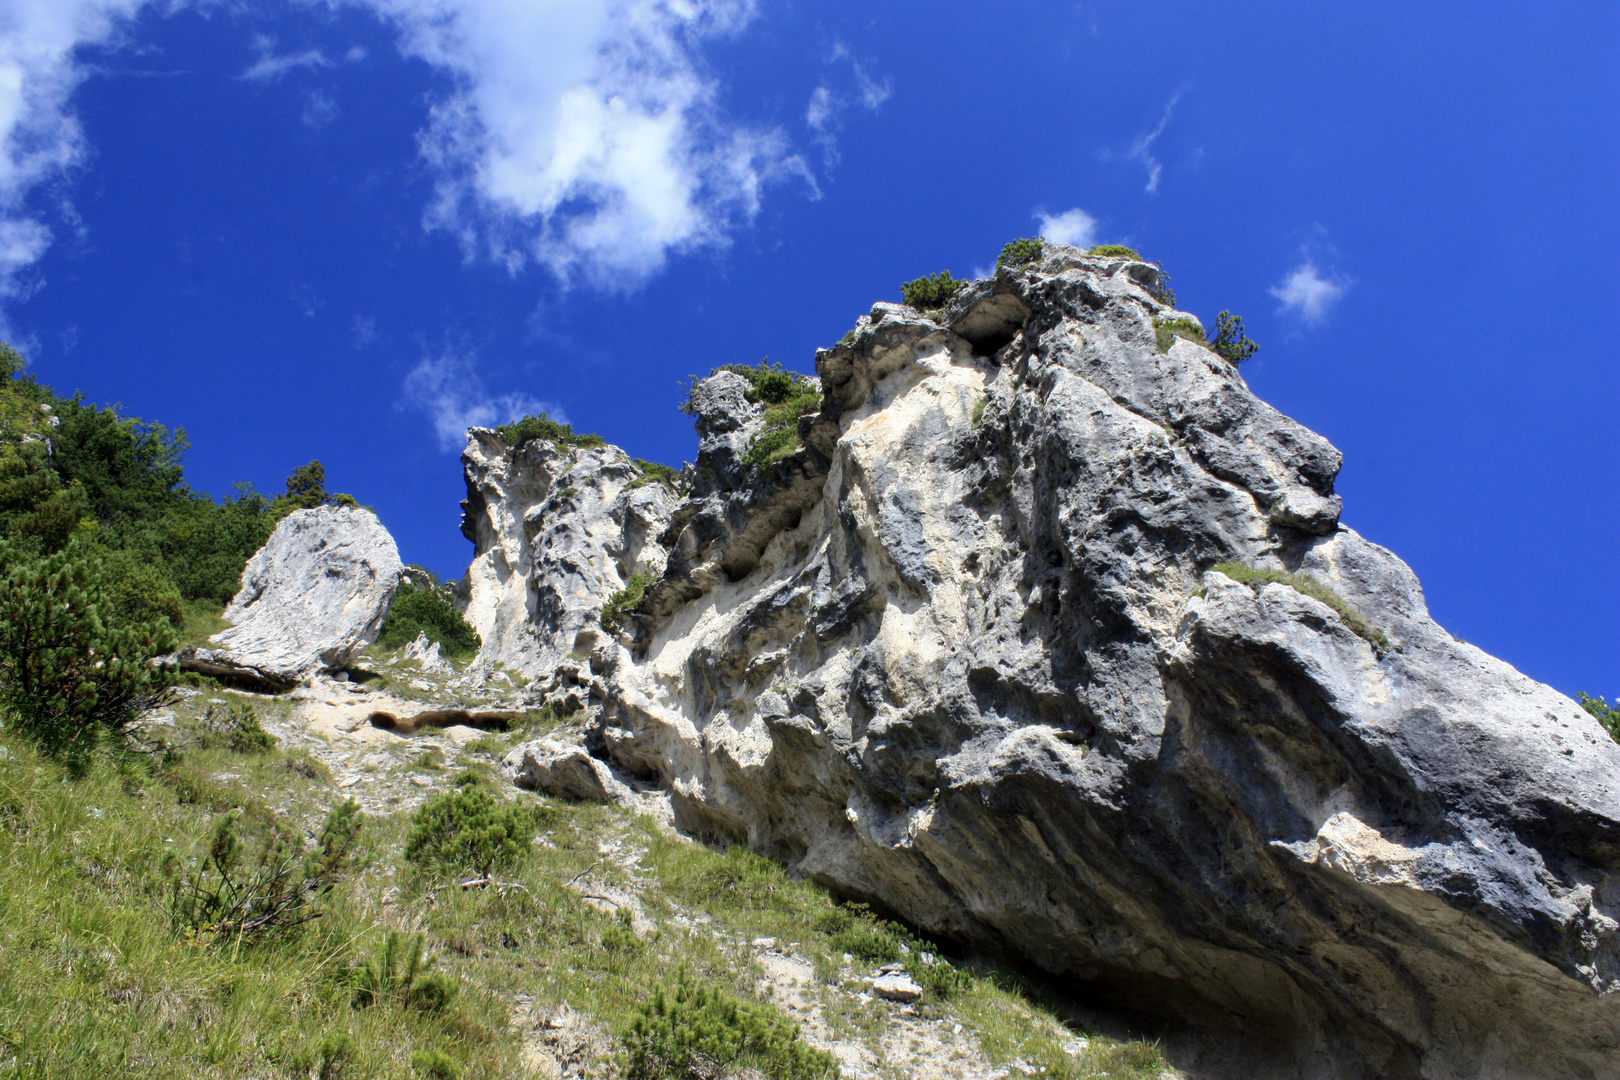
[627,459,681,493]
[1154,316,1206,354]
[971,397,987,428]
[181,601,232,648]
[901,271,965,311]
[600,572,654,633]
[1087,244,1142,260]
[1211,562,1389,651]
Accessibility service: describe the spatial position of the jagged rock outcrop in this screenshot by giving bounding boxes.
[188,506,402,689]
[458,430,675,678]
[464,245,1620,1078]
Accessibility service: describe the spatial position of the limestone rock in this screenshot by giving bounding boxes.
[204,506,402,686]
[468,244,1620,1077]
[459,431,675,678]
[505,739,629,803]
[400,631,449,673]
[870,971,923,1003]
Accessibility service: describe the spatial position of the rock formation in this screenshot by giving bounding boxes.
[191,505,402,689]
[458,430,675,678]
[463,245,1620,1078]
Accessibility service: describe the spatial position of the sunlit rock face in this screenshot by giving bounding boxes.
[205,505,402,686]
[471,245,1620,1078]
[458,430,674,679]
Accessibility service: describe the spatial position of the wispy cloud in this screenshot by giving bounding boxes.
[1034,207,1099,249]
[241,39,332,82]
[804,41,890,168]
[351,314,378,349]
[301,89,338,128]
[1270,260,1348,324]
[1106,87,1187,194]
[403,347,562,452]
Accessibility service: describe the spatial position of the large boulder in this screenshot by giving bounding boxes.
[197,506,402,688]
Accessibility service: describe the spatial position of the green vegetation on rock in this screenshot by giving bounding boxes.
[376,578,481,657]
[900,270,965,311]
[996,237,1044,270]
[1154,316,1207,354]
[600,571,654,633]
[1211,562,1389,651]
[495,413,607,452]
[1210,310,1259,365]
[1087,244,1142,260]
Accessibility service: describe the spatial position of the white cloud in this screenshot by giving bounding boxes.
[1270,261,1348,324]
[360,0,810,288]
[301,88,338,127]
[403,348,563,452]
[0,0,149,305]
[1035,207,1098,249]
[0,0,810,311]
[241,40,332,83]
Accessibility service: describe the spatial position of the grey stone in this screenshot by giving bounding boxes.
[870,974,923,1003]
[192,506,402,688]
[465,247,1620,1078]
[505,739,629,803]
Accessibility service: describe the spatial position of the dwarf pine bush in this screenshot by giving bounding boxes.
[600,572,654,633]
[353,931,456,1012]
[377,579,481,657]
[0,538,178,769]
[996,237,1044,270]
[620,971,837,1080]
[404,782,536,877]
[1210,310,1259,365]
[900,270,965,310]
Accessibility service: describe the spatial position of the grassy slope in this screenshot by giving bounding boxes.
[0,686,1167,1079]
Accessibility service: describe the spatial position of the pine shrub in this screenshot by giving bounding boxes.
[0,538,178,768]
[900,271,965,311]
[996,237,1044,270]
[403,783,536,877]
[1209,310,1259,365]
[495,413,606,451]
[620,971,837,1080]
[353,931,457,1012]
[600,572,654,633]
[377,579,481,657]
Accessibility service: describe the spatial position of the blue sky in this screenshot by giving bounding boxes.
[0,1,1614,698]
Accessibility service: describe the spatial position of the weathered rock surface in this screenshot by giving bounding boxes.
[466,245,1620,1078]
[505,738,629,803]
[459,431,675,678]
[199,506,402,687]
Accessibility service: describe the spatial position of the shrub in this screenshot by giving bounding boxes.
[996,237,1044,270]
[1088,244,1142,260]
[281,460,328,510]
[620,972,837,1080]
[1210,310,1258,365]
[1577,694,1620,744]
[285,1033,354,1080]
[1154,316,1206,354]
[377,580,481,657]
[1147,262,1177,307]
[195,699,277,754]
[900,271,965,311]
[404,783,535,877]
[1210,562,1388,651]
[96,547,186,633]
[495,413,606,452]
[600,572,654,633]
[353,931,457,1012]
[163,799,363,945]
[0,538,177,768]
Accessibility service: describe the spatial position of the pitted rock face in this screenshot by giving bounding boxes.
[459,430,675,678]
[468,244,1620,1077]
[208,505,402,683]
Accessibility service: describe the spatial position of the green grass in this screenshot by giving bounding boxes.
[1087,244,1142,260]
[626,459,680,493]
[180,601,232,649]
[599,573,654,633]
[1211,562,1389,651]
[1154,317,1206,354]
[0,686,1170,1080]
